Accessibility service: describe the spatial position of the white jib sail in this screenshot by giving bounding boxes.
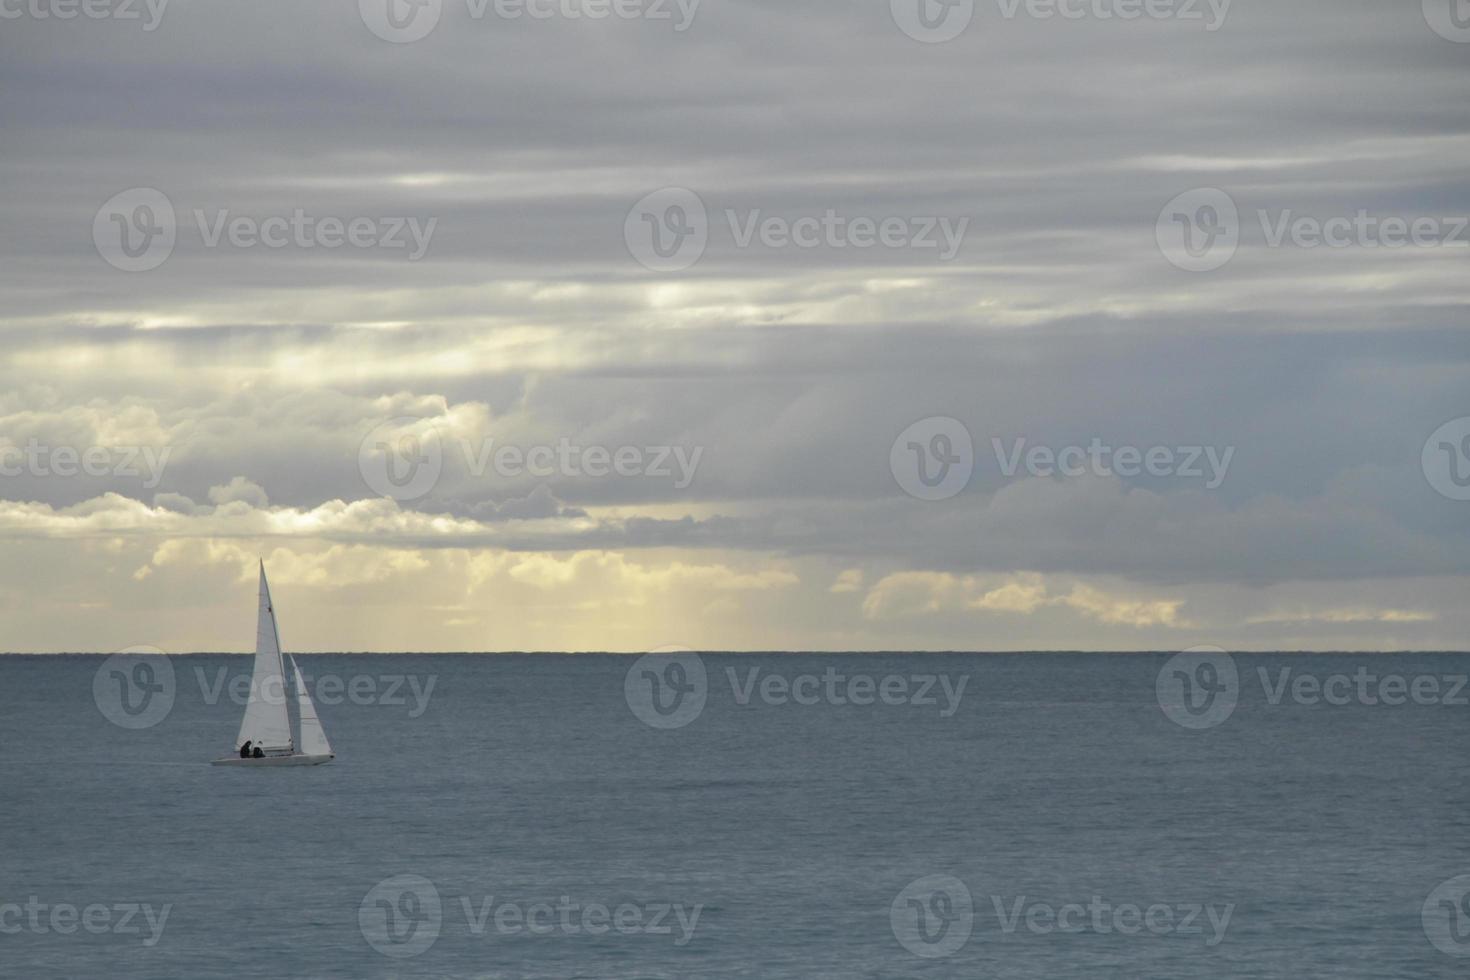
[235,562,293,751]
[291,657,332,757]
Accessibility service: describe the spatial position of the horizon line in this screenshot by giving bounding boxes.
[4,649,1469,656]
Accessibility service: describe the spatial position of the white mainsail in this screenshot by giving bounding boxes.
[235,562,293,751]
[291,657,332,757]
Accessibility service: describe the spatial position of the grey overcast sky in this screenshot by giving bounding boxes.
[0,0,1467,651]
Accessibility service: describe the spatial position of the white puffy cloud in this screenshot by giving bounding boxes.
[861,571,1184,628]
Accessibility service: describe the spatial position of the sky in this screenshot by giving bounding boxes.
[0,0,1467,652]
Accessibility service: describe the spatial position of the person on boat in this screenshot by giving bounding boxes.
[239,740,252,759]
[252,745,264,758]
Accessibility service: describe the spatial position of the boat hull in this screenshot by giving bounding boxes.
[211,754,334,767]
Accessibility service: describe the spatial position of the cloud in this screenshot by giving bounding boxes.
[861,571,1185,629]
[1058,583,1184,629]
[1245,607,1437,626]
[968,574,1049,614]
[207,476,270,509]
[0,0,1467,649]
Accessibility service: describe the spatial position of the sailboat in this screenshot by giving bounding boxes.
[212,562,335,767]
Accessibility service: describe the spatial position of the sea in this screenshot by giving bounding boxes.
[2,652,1469,979]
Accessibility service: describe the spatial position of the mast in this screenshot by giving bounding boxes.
[236,560,294,751]
[261,563,294,751]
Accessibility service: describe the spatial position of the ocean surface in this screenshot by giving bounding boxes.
[3,652,1470,979]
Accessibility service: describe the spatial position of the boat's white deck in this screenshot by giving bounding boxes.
[211,754,334,767]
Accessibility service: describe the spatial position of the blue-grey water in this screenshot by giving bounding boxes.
[3,652,1469,978]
